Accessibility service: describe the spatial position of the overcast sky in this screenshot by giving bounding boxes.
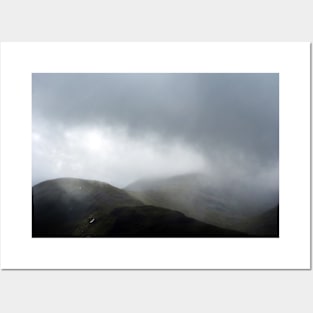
[32,73,278,191]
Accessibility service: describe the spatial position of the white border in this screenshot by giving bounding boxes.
[0,42,310,269]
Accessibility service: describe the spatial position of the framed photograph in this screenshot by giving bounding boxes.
[0,42,310,269]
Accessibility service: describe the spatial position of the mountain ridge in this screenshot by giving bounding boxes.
[125,173,279,235]
[32,175,277,237]
[32,177,252,237]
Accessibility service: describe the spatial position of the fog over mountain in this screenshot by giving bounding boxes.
[32,73,278,209]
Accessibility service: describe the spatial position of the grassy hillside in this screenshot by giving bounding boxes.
[238,205,279,236]
[32,177,143,237]
[73,205,247,237]
[33,176,277,237]
[32,177,248,237]
[126,174,244,229]
[126,173,279,236]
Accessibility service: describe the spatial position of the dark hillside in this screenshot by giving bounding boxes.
[32,177,143,237]
[33,177,276,237]
[83,205,247,237]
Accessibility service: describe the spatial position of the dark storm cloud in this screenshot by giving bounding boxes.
[32,73,278,194]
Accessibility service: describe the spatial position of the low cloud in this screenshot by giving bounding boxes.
[32,73,278,197]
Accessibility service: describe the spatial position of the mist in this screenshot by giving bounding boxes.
[32,73,278,209]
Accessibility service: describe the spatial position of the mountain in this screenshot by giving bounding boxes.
[126,173,279,236]
[74,205,246,237]
[32,177,246,237]
[32,177,143,237]
[126,173,230,219]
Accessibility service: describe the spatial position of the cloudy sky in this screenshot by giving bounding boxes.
[32,73,278,191]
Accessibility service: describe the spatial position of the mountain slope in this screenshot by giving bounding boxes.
[32,177,143,237]
[126,173,279,236]
[126,173,243,229]
[33,176,278,237]
[33,177,247,237]
[239,205,279,236]
[74,205,246,237]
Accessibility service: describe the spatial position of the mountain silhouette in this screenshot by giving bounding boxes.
[32,178,142,237]
[32,177,248,237]
[126,173,279,236]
